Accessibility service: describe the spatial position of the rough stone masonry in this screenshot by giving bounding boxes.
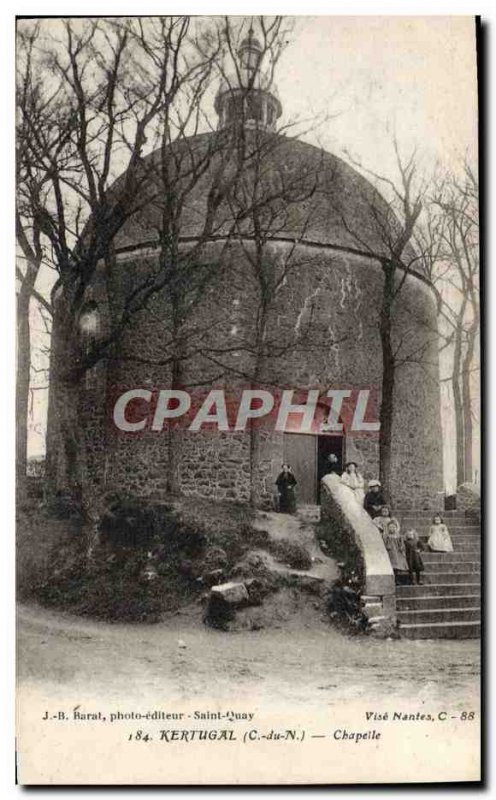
[47,33,444,511]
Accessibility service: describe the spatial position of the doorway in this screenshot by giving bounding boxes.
[282,433,344,505]
[317,435,344,503]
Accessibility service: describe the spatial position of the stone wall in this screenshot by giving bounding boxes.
[56,237,443,509]
[321,474,396,637]
[456,482,481,511]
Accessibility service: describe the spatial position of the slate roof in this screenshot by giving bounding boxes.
[111,130,421,274]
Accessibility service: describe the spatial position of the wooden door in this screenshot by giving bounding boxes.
[283,434,317,505]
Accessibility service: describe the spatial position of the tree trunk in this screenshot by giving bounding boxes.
[249,412,261,509]
[16,287,32,494]
[166,249,185,496]
[378,265,396,494]
[44,291,85,504]
[249,303,268,509]
[44,299,65,496]
[462,321,477,483]
[452,316,466,488]
[167,354,184,496]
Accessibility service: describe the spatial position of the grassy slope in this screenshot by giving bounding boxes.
[17,494,316,624]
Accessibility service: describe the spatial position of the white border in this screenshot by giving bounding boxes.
[2,4,491,798]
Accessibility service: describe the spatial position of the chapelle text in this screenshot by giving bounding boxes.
[112,388,380,434]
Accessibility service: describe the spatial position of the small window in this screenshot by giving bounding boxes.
[229,96,244,120]
[79,301,100,337]
[246,95,263,122]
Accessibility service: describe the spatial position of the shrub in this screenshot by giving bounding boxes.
[315,518,364,588]
[172,498,255,563]
[203,593,236,631]
[24,492,267,623]
[37,547,199,623]
[17,499,83,599]
[327,582,367,635]
[99,493,168,549]
[268,539,312,571]
[42,490,83,521]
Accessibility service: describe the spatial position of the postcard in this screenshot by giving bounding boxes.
[15,14,481,785]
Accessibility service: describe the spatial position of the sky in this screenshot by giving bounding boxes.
[23,15,479,492]
[272,16,478,493]
[277,16,477,177]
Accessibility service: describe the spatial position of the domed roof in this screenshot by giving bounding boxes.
[112,131,422,275]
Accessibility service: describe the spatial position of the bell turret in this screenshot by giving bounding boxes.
[214,27,282,131]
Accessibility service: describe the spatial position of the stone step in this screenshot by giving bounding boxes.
[409,532,479,538]
[449,542,481,552]
[422,552,480,561]
[422,548,480,556]
[397,582,480,597]
[423,559,481,569]
[398,522,477,529]
[392,524,481,533]
[423,571,480,585]
[401,529,480,538]
[396,594,481,611]
[399,621,481,639]
[401,535,479,544]
[424,524,478,530]
[422,561,481,573]
[445,538,481,548]
[397,607,480,625]
[402,529,477,536]
[396,500,481,641]
[395,510,478,517]
[398,514,476,521]
[396,508,474,514]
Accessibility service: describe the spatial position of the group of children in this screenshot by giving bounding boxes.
[275,459,455,586]
[370,506,453,585]
[340,462,454,585]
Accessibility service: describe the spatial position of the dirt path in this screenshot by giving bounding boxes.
[17,507,480,784]
[253,507,338,583]
[17,601,480,711]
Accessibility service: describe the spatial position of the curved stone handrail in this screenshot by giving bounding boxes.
[321,473,396,633]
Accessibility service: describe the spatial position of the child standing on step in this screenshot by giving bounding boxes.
[404,529,425,585]
[427,514,454,553]
[372,505,400,535]
[382,519,409,584]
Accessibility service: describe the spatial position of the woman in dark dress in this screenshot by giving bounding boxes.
[276,464,297,514]
[363,479,388,518]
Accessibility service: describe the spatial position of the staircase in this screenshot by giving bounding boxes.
[394,510,481,639]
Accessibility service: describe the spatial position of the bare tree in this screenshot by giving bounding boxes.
[425,161,479,485]
[16,23,58,489]
[17,15,306,506]
[105,17,302,496]
[338,144,480,494]
[224,132,324,505]
[16,17,225,501]
[115,17,328,500]
[335,143,430,493]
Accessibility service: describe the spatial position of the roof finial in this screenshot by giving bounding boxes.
[214,17,282,131]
